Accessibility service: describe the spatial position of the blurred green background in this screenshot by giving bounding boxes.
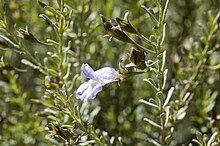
[0,0,220,145]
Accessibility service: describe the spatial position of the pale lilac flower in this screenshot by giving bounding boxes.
[76,63,120,102]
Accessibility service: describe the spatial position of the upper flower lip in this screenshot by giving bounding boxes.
[81,63,104,84]
[81,63,120,85]
[76,63,120,102]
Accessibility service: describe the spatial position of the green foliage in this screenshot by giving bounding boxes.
[0,0,220,146]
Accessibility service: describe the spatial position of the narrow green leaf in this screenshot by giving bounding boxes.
[146,137,162,146]
[160,23,166,46]
[205,91,218,113]
[63,40,72,52]
[162,69,168,90]
[161,50,166,71]
[89,106,101,122]
[146,59,159,67]
[139,99,159,108]
[143,78,158,90]
[176,106,188,120]
[136,32,157,48]
[79,140,96,146]
[21,59,38,69]
[192,139,203,146]
[143,117,161,128]
[51,54,61,63]
[46,39,59,46]
[207,132,218,146]
[213,12,220,24]
[183,92,190,101]
[165,106,170,127]
[130,37,156,53]
[206,63,220,70]
[141,5,158,25]
[47,69,59,77]
[0,34,19,48]
[162,0,170,23]
[157,52,163,58]
[163,87,174,108]
[63,63,71,80]
[39,14,56,27]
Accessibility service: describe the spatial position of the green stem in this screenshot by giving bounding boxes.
[130,37,156,53]
[136,31,157,48]
[66,102,105,146]
[154,1,169,145]
[58,0,65,85]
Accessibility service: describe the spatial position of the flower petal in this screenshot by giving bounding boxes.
[80,85,93,102]
[91,83,103,99]
[76,80,103,102]
[81,63,100,81]
[76,81,90,99]
[94,67,119,85]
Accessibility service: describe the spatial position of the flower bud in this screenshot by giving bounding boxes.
[129,48,147,70]
[115,12,137,34]
[100,14,132,43]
